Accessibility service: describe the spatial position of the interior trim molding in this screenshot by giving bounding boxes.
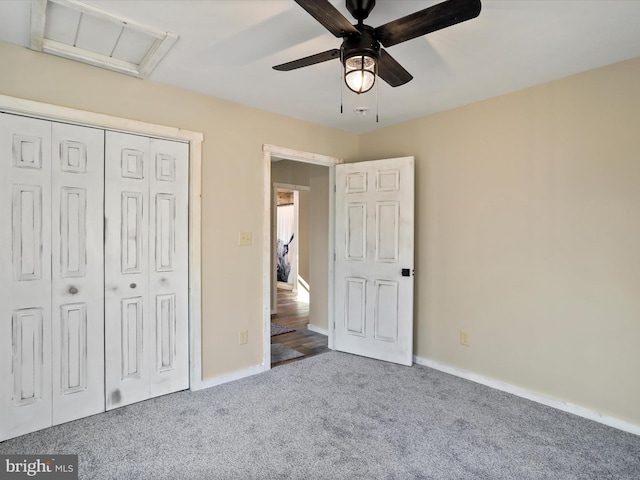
[194,364,269,391]
[307,324,328,336]
[0,93,205,393]
[0,94,203,142]
[264,144,342,166]
[413,355,640,436]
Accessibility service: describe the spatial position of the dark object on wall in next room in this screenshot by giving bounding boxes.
[277,234,295,282]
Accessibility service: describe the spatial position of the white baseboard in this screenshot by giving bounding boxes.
[191,363,269,391]
[413,355,640,436]
[307,324,328,336]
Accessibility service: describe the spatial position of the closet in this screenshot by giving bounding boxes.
[0,113,189,441]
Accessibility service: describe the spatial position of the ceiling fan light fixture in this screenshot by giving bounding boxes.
[344,54,376,94]
[275,0,482,99]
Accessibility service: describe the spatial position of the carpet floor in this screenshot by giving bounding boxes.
[270,322,295,337]
[1,352,639,479]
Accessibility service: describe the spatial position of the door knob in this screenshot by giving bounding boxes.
[69,286,78,294]
[401,269,414,277]
[130,283,137,289]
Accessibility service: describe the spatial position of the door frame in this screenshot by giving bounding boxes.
[0,94,206,390]
[262,145,341,368]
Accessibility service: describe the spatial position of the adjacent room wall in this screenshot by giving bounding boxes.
[308,167,330,331]
[271,161,312,289]
[0,41,358,380]
[357,57,640,426]
[271,160,329,330]
[298,190,310,283]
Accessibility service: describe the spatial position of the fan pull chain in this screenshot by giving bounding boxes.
[340,55,344,114]
[376,63,379,123]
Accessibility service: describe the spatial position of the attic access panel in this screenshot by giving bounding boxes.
[30,0,178,78]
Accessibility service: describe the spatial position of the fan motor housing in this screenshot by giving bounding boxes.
[346,0,376,21]
[341,25,380,63]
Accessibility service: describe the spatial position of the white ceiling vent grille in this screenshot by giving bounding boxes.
[30,0,178,78]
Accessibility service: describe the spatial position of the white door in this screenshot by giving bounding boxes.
[0,114,53,440]
[334,157,415,366]
[0,115,105,441]
[104,131,189,409]
[51,122,105,425]
[148,138,189,399]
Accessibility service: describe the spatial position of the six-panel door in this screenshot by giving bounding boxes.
[334,157,415,366]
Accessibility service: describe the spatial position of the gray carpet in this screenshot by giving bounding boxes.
[271,343,304,364]
[270,322,295,337]
[1,352,639,479]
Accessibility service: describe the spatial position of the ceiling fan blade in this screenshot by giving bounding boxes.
[273,49,341,71]
[374,0,481,48]
[377,49,413,87]
[295,0,360,37]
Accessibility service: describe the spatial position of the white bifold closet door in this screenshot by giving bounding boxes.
[51,122,105,424]
[104,131,189,410]
[0,114,105,441]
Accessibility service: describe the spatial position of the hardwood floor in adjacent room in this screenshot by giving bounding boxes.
[271,288,329,366]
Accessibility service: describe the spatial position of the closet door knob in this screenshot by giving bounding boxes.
[130,283,137,289]
[69,286,78,294]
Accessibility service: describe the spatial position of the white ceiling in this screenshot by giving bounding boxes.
[1,1,639,134]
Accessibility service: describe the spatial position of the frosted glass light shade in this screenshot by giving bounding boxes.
[344,55,376,94]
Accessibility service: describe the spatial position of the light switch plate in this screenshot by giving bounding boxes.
[239,231,252,246]
[460,330,471,346]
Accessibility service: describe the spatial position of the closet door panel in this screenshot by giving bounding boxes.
[51,122,105,425]
[0,110,191,440]
[0,114,53,441]
[105,131,151,410]
[149,139,189,396]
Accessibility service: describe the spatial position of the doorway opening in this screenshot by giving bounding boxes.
[270,170,324,366]
[262,145,341,368]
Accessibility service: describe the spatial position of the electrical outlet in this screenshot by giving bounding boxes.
[239,329,248,345]
[460,330,470,346]
[238,231,252,246]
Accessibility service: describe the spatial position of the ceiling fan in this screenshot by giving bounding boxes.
[273,0,482,94]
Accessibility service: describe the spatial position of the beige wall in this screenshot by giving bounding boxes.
[2,38,638,427]
[0,41,359,380]
[358,57,640,425]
